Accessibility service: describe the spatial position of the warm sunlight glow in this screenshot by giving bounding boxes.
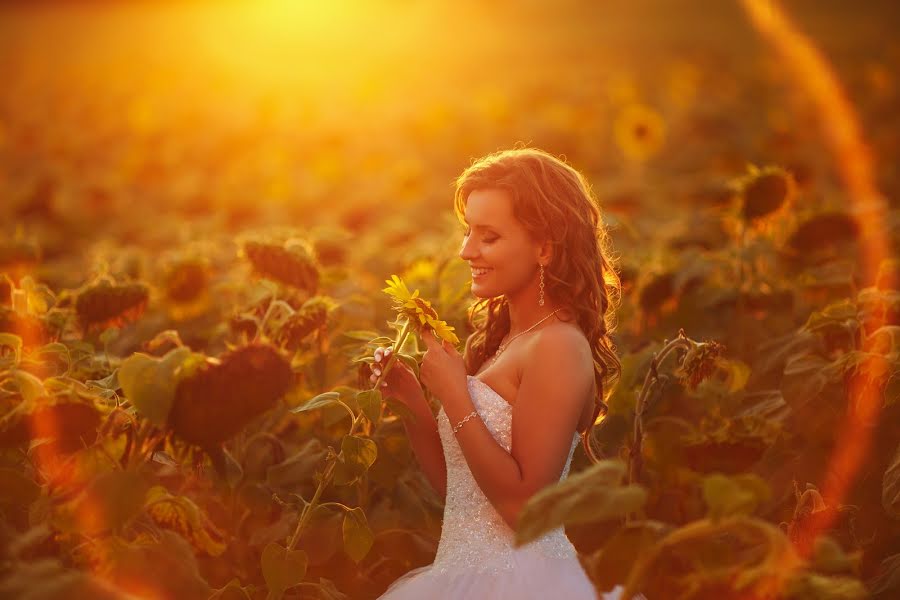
[741,0,888,568]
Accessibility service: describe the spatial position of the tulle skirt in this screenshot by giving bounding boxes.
[377,550,628,600]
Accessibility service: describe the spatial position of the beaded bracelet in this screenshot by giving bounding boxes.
[452,410,479,434]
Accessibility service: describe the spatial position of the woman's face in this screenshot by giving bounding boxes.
[458,188,542,299]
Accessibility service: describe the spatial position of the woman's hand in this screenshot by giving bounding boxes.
[419,329,468,406]
[369,345,422,406]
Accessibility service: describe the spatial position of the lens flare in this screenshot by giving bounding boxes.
[740,0,888,568]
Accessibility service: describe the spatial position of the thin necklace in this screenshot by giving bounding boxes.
[489,308,563,364]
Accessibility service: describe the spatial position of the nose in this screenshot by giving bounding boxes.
[459,234,478,261]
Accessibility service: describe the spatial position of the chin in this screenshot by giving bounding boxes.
[470,284,503,300]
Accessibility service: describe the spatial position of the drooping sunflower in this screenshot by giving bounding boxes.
[382,275,459,346]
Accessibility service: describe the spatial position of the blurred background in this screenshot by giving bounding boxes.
[2,1,897,272]
[3,2,900,599]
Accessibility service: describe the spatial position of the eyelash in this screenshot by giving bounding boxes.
[464,228,498,244]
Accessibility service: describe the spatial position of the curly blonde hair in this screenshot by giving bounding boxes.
[453,147,622,461]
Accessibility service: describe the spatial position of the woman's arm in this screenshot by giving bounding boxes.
[396,388,447,500]
[438,326,592,530]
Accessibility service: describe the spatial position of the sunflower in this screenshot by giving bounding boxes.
[382,275,459,345]
[675,340,726,390]
[613,103,667,163]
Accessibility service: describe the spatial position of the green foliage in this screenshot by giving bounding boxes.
[702,472,771,521]
[333,435,378,486]
[117,346,203,426]
[261,542,308,599]
[342,506,374,563]
[515,460,647,546]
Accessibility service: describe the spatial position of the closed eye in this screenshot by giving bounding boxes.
[464,227,499,244]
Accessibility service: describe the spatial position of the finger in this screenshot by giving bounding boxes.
[421,328,439,349]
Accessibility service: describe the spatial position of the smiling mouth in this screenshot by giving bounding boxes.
[471,267,492,278]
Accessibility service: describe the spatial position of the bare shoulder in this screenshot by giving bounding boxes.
[525,320,591,360]
[520,321,593,388]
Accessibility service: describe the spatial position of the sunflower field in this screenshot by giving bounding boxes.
[1,1,899,599]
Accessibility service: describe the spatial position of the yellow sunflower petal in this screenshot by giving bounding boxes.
[382,274,413,303]
[425,316,460,345]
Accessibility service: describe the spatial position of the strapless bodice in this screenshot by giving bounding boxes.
[431,375,581,574]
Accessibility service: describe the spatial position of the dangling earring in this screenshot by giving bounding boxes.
[538,263,545,307]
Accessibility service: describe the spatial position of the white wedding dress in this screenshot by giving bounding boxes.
[378,375,630,600]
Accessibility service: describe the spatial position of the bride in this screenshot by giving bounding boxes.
[370,148,637,600]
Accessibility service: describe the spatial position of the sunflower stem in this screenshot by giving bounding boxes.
[287,459,335,551]
[372,318,413,392]
[628,333,694,492]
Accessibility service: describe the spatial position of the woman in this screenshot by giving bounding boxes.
[372,148,633,599]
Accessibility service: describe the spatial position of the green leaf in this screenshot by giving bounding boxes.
[702,473,770,522]
[383,396,416,424]
[266,439,328,490]
[342,507,374,563]
[868,553,900,598]
[785,572,868,600]
[811,535,861,576]
[312,577,349,600]
[12,369,47,404]
[868,325,900,357]
[884,371,900,408]
[341,330,380,342]
[290,391,342,414]
[261,542,308,596]
[514,459,647,546]
[105,530,212,599]
[144,486,227,557]
[395,352,420,378]
[586,520,673,593]
[356,389,382,424]
[118,347,201,426]
[333,435,377,486]
[37,342,71,369]
[803,299,858,332]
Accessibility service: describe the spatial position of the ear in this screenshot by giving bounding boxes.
[535,238,553,265]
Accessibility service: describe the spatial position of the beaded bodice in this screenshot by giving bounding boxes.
[431,375,581,574]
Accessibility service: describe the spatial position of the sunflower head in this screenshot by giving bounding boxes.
[676,340,726,390]
[382,275,460,345]
[613,103,667,163]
